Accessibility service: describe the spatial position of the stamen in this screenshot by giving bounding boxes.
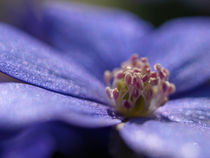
[105,87,112,99]
[133,89,139,98]
[150,71,157,78]
[104,70,111,85]
[130,54,138,66]
[154,63,161,71]
[104,54,176,117]
[112,88,119,101]
[125,73,132,86]
[123,100,132,110]
[141,57,148,63]
[116,71,125,79]
[142,75,149,82]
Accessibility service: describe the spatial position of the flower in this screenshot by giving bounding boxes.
[0,1,210,158]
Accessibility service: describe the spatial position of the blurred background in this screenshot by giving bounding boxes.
[69,0,210,26]
[1,0,210,27]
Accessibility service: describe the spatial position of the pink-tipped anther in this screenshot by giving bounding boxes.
[112,88,119,101]
[154,63,161,71]
[150,71,157,78]
[142,75,149,82]
[104,54,176,117]
[133,76,141,88]
[141,57,148,63]
[125,73,132,86]
[130,54,138,65]
[116,71,125,79]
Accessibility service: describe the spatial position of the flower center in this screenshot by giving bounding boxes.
[104,54,175,117]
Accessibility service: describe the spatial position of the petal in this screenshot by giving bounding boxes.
[1,126,55,158]
[0,83,121,128]
[118,97,210,157]
[1,121,112,158]
[41,1,152,79]
[156,98,210,128]
[141,18,210,93]
[0,0,43,38]
[172,84,210,99]
[0,23,107,103]
[118,120,210,158]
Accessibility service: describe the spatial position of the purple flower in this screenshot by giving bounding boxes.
[0,1,210,158]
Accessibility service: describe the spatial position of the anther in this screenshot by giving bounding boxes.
[133,68,141,73]
[150,72,157,78]
[105,87,112,99]
[150,78,159,86]
[130,54,138,64]
[168,84,176,94]
[123,100,132,110]
[125,73,132,86]
[141,57,148,63]
[142,75,149,82]
[154,63,161,71]
[133,89,139,98]
[113,88,119,101]
[104,70,111,85]
[116,71,125,79]
[147,89,153,100]
[162,81,168,92]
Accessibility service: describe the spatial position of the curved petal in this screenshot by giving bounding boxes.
[119,97,210,157]
[1,127,55,158]
[172,84,210,99]
[0,121,112,158]
[140,18,210,94]
[41,1,152,79]
[0,122,80,158]
[0,0,43,39]
[0,23,107,103]
[118,120,210,158]
[156,98,210,128]
[0,83,121,128]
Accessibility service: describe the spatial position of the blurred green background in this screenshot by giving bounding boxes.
[69,0,210,26]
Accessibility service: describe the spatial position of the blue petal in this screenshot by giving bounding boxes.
[156,98,210,128]
[0,83,121,128]
[1,122,80,158]
[0,121,112,158]
[172,84,210,99]
[119,98,210,157]
[140,18,210,93]
[41,1,152,79]
[1,125,55,158]
[0,23,107,103]
[119,120,210,158]
[0,0,43,39]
